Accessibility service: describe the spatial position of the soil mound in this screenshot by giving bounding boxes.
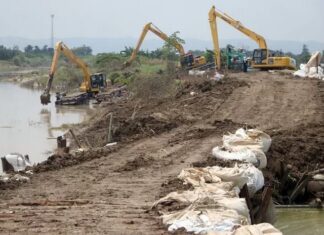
[114,116,178,142]
[33,147,117,173]
[159,178,194,199]
[116,154,155,172]
[267,123,324,177]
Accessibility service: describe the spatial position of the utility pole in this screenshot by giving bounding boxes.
[51,14,54,49]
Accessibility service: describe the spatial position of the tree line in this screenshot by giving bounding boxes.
[0,42,322,66]
[0,44,93,61]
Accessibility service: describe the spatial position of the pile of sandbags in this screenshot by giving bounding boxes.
[294,52,324,80]
[153,164,274,234]
[212,128,271,169]
[153,128,281,234]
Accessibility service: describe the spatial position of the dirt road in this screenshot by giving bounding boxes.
[0,73,323,234]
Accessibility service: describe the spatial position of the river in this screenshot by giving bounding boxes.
[0,82,93,172]
[275,208,324,235]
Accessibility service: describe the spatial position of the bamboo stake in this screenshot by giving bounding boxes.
[107,113,113,143]
[69,129,82,148]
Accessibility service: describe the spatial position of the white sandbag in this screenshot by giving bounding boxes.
[178,167,222,187]
[223,129,272,153]
[178,165,264,196]
[294,52,324,80]
[293,69,307,78]
[239,164,264,196]
[178,167,247,191]
[189,69,206,77]
[164,208,250,234]
[3,153,31,172]
[232,223,282,235]
[306,51,321,68]
[204,165,249,189]
[212,147,267,169]
[217,198,251,220]
[153,185,240,209]
[212,147,258,164]
[313,174,324,181]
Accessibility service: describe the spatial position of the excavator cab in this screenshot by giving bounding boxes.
[252,49,296,69]
[90,73,106,92]
[181,53,194,68]
[181,53,207,70]
[252,49,268,65]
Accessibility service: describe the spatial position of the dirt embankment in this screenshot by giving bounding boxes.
[76,77,247,148]
[0,73,323,234]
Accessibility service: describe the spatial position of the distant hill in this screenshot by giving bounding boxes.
[0,37,323,54]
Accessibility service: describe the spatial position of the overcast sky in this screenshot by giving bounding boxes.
[1,0,323,42]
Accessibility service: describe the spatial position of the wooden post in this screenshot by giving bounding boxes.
[107,113,113,143]
[69,129,82,148]
[84,137,92,148]
[57,136,67,149]
[255,185,273,224]
[289,174,311,204]
[239,184,255,224]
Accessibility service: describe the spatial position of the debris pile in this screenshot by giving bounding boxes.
[153,128,282,234]
[294,52,323,80]
[0,173,31,190]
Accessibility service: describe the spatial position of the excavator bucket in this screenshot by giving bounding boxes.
[40,93,51,105]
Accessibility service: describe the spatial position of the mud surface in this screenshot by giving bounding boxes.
[267,123,324,177]
[0,72,323,234]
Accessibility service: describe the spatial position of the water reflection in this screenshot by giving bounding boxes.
[275,208,324,235]
[0,82,93,172]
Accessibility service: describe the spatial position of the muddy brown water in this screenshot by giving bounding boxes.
[0,82,93,172]
[275,208,324,235]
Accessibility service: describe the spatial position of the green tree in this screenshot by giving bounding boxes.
[162,31,185,61]
[299,44,311,64]
[24,45,33,55]
[204,50,215,63]
[121,46,134,56]
[72,45,92,56]
[149,48,163,59]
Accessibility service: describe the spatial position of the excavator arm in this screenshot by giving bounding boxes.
[209,6,267,70]
[208,6,295,70]
[124,23,185,67]
[40,41,92,105]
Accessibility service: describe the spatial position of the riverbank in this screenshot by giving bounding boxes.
[0,72,323,234]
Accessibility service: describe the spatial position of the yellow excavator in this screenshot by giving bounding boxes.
[40,41,106,105]
[208,6,296,70]
[124,22,208,70]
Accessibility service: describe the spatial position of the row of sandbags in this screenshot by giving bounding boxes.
[153,128,281,234]
[212,128,272,169]
[153,164,281,234]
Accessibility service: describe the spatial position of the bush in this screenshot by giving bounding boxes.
[55,66,82,91]
[129,74,177,100]
[95,53,124,75]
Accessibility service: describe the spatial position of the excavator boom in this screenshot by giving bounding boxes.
[208,5,295,70]
[125,23,185,67]
[209,6,267,70]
